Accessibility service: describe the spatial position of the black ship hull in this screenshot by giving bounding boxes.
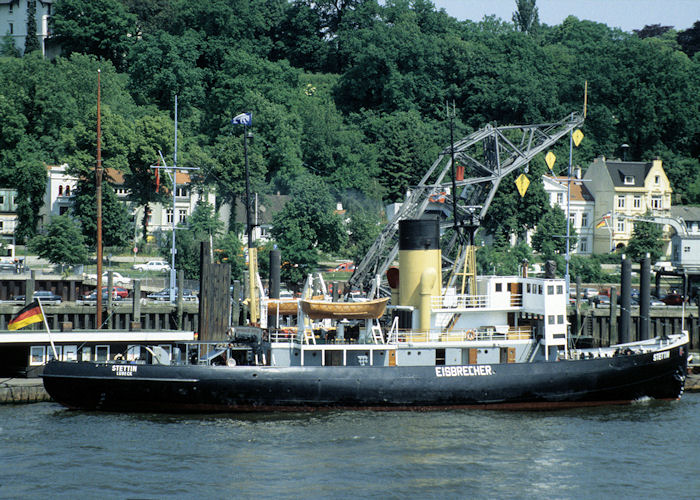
[42,343,688,412]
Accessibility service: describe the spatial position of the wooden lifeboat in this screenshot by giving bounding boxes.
[267,295,325,316]
[300,297,390,320]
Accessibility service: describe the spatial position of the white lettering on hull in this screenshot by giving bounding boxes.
[435,365,493,377]
[653,351,670,362]
[112,365,137,377]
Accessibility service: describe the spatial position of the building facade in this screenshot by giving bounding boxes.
[38,165,219,242]
[0,0,55,56]
[0,187,18,256]
[542,174,595,255]
[583,157,673,254]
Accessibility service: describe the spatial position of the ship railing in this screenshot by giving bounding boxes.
[432,293,523,309]
[389,326,533,343]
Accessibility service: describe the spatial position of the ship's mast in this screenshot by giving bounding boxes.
[96,69,103,328]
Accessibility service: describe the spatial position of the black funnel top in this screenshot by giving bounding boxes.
[399,219,440,251]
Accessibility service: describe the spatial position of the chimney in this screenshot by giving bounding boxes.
[575,167,582,179]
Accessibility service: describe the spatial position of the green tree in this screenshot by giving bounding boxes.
[24,0,41,54]
[271,174,347,284]
[625,219,664,262]
[214,231,246,282]
[188,199,224,239]
[50,0,138,71]
[29,215,89,271]
[0,34,20,57]
[70,175,132,249]
[531,205,578,259]
[345,205,383,264]
[512,0,539,34]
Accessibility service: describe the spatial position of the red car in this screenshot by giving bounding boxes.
[83,286,129,299]
[661,293,684,306]
[328,262,355,272]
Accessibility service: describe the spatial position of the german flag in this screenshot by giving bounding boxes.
[8,300,44,331]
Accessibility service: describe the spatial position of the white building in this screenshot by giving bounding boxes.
[542,173,595,255]
[38,165,219,241]
[0,0,56,56]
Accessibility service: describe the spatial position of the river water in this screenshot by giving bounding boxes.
[2,394,700,499]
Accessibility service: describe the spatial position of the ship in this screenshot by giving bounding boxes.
[42,219,689,412]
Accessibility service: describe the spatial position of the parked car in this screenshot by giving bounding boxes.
[328,262,355,272]
[83,290,123,302]
[661,293,685,306]
[582,287,599,300]
[591,295,610,307]
[82,287,129,300]
[84,271,131,285]
[147,287,197,301]
[15,290,62,304]
[133,260,171,272]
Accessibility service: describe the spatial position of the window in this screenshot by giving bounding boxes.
[547,285,554,295]
[617,220,625,232]
[617,196,625,209]
[581,213,589,227]
[166,209,173,223]
[580,239,588,252]
[548,315,555,325]
[557,315,564,324]
[0,221,4,231]
[0,196,4,205]
[557,285,563,294]
[624,175,634,185]
[556,193,563,205]
[651,196,662,209]
[495,283,502,292]
[65,185,70,196]
[30,346,45,366]
[633,196,641,209]
[526,283,531,293]
[63,346,77,361]
[655,175,660,185]
[179,209,187,223]
[538,285,543,295]
[569,215,575,227]
[47,346,63,362]
[58,185,63,196]
[127,345,141,361]
[59,206,69,215]
[81,347,92,362]
[95,345,110,361]
[8,23,13,34]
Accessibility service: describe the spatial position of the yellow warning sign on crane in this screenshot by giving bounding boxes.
[545,151,556,170]
[515,173,530,198]
[573,129,584,147]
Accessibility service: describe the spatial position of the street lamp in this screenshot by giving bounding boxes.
[621,143,630,162]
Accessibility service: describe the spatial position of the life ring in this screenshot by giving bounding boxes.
[466,330,475,341]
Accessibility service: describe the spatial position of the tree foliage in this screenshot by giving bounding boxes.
[28,215,89,269]
[24,0,41,54]
[271,174,347,284]
[625,219,665,262]
[531,205,578,259]
[0,0,696,271]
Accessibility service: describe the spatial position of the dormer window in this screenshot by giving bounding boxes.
[624,175,634,185]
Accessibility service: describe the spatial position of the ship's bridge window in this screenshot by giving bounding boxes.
[30,346,45,366]
[526,283,531,293]
[548,315,555,325]
[557,285,563,294]
[547,285,554,295]
[495,283,502,292]
[538,285,543,294]
[558,315,564,324]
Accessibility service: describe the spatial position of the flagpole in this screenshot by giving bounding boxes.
[36,299,58,359]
